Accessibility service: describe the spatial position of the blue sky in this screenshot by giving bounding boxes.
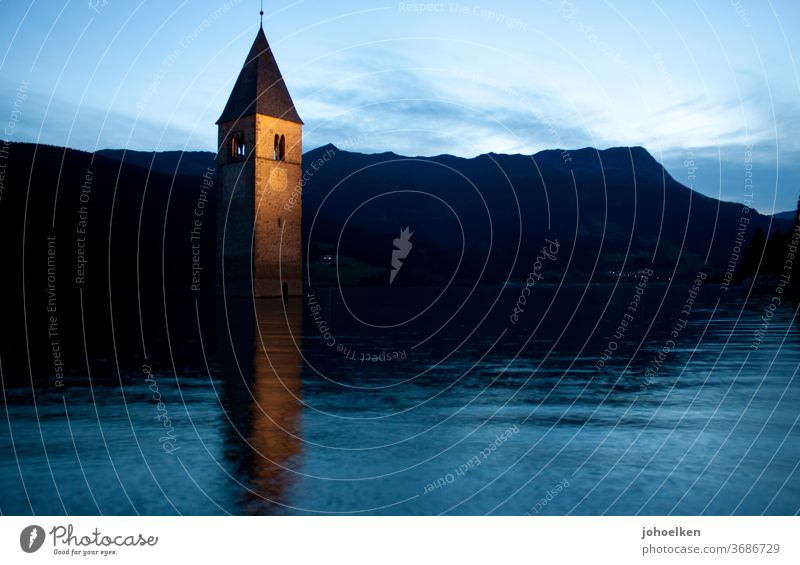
[0,0,798,212]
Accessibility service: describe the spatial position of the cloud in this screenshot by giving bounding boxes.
[0,82,210,152]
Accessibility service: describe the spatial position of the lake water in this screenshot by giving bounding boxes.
[1,283,799,515]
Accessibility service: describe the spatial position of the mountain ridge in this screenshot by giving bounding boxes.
[93,142,781,217]
[1,139,791,290]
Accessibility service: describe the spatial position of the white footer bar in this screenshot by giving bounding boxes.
[1,516,797,564]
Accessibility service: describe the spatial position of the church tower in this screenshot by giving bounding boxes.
[216,23,303,298]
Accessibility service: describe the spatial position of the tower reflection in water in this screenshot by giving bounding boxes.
[218,297,303,514]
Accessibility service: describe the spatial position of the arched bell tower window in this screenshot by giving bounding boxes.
[274,133,286,161]
[230,132,245,161]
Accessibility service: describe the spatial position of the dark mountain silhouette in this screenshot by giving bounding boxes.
[299,144,790,286]
[771,210,796,222]
[4,141,792,293]
[739,196,800,295]
[95,148,215,178]
[0,142,217,384]
[0,140,790,382]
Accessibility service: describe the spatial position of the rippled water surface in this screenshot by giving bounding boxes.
[1,284,798,515]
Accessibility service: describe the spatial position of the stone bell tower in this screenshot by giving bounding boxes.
[216,23,303,298]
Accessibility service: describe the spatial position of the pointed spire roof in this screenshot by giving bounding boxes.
[216,27,303,125]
